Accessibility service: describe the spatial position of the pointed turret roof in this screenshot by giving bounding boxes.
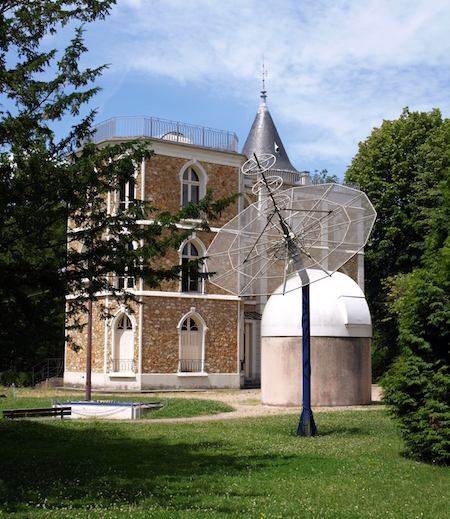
[242,90,298,174]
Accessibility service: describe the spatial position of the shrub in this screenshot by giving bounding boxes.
[380,247,450,465]
[381,350,450,463]
[0,371,31,388]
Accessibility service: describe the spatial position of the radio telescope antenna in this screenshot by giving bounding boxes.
[206,154,376,436]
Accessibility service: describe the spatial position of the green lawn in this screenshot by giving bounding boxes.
[0,393,235,420]
[0,396,449,518]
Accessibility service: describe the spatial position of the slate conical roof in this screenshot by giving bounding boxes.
[242,91,298,174]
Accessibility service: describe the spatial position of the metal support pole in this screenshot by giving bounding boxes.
[296,283,317,437]
[85,296,92,402]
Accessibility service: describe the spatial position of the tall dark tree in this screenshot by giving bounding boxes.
[382,163,450,463]
[344,108,448,378]
[0,2,237,374]
[0,1,117,371]
[345,108,450,462]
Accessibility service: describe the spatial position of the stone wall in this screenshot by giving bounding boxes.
[141,296,239,374]
[66,302,105,374]
[66,299,140,374]
[340,254,358,284]
[66,296,239,376]
[149,229,230,296]
[65,148,243,387]
[143,156,240,227]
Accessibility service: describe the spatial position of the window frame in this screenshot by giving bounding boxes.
[182,167,200,207]
[110,310,136,376]
[177,308,208,374]
[179,162,207,209]
[114,158,138,214]
[115,240,137,291]
[118,176,136,212]
[180,237,205,294]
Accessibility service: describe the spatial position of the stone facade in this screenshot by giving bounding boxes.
[64,120,369,393]
[141,297,238,374]
[340,254,358,285]
[65,295,239,384]
[65,138,246,390]
[144,155,239,227]
[66,299,140,375]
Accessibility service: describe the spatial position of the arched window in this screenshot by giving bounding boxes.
[181,241,200,293]
[111,313,135,373]
[115,160,137,213]
[181,167,200,207]
[119,176,135,211]
[178,310,207,373]
[115,242,136,290]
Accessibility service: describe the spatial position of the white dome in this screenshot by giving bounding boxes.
[158,131,193,144]
[261,270,372,338]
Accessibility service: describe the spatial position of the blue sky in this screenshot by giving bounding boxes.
[46,0,450,180]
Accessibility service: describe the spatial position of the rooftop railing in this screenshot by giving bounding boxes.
[243,168,311,187]
[90,115,239,153]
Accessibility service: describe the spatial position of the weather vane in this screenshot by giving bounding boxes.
[260,60,268,100]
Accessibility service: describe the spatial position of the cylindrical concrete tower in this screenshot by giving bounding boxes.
[261,270,372,407]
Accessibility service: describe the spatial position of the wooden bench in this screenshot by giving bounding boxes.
[3,406,71,420]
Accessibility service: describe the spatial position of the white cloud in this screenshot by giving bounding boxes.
[77,0,450,172]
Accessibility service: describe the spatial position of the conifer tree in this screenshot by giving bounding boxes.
[0,2,237,374]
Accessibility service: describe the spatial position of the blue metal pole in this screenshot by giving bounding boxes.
[296,283,317,436]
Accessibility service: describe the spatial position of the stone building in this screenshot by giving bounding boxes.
[64,90,368,392]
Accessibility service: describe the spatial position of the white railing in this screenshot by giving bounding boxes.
[178,359,205,373]
[244,169,310,187]
[110,359,135,373]
[90,116,239,153]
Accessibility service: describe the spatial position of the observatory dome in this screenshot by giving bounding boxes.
[158,131,193,144]
[260,269,372,407]
[261,269,372,339]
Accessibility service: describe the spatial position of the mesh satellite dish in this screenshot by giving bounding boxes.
[206,156,376,296]
[206,154,376,436]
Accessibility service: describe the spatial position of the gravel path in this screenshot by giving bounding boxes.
[147,385,383,423]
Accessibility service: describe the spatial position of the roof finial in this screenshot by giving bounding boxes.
[260,59,268,103]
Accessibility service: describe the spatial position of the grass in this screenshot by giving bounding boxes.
[0,394,449,518]
[0,391,235,419]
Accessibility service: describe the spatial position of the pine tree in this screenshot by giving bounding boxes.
[0,2,237,375]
